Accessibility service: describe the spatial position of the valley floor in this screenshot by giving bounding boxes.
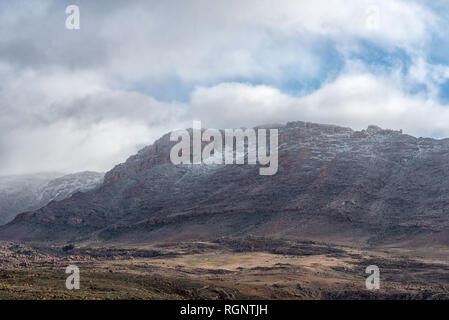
[0,237,448,299]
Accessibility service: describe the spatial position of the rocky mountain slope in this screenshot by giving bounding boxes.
[1,121,449,245]
[0,171,104,225]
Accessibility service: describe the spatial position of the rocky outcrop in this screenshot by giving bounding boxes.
[1,121,449,245]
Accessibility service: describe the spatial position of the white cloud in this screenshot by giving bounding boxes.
[191,73,449,138]
[93,0,437,84]
[0,67,189,175]
[236,0,434,46]
[0,0,448,175]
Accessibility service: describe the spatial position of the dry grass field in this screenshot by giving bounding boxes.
[0,237,448,299]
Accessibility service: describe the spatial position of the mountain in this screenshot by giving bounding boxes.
[1,120,449,245]
[0,171,104,225]
[0,173,61,225]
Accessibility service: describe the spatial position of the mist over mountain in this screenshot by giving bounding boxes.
[0,171,104,225]
[1,120,449,245]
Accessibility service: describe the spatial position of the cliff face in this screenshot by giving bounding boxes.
[1,121,449,245]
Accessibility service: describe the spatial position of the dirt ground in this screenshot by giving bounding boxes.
[0,237,448,299]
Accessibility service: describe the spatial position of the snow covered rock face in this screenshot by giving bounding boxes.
[0,172,103,225]
[2,120,449,245]
[36,172,105,203]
